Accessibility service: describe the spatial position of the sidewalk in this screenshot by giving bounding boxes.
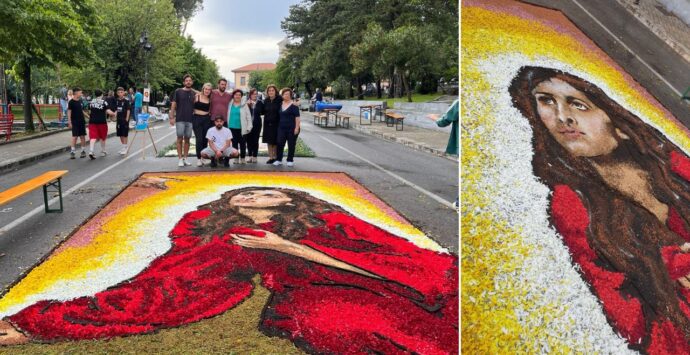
[0,121,118,172]
[308,112,456,161]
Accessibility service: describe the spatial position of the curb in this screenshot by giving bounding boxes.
[0,124,141,173]
[349,124,458,162]
[0,127,71,146]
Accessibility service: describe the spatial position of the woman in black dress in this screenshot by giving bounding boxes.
[192,83,212,166]
[260,85,282,164]
[245,89,262,163]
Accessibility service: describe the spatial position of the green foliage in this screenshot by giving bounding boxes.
[0,0,100,131]
[248,70,279,92]
[0,0,100,67]
[177,36,219,90]
[282,0,458,100]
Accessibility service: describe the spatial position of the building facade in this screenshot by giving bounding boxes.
[231,63,277,92]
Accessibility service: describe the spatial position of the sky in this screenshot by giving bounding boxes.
[186,0,302,83]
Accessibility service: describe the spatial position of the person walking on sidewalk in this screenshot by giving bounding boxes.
[210,78,232,128]
[426,99,458,156]
[87,89,115,159]
[260,85,282,164]
[170,74,196,167]
[227,89,252,164]
[200,115,239,168]
[193,83,213,166]
[274,88,301,167]
[114,87,131,155]
[68,87,87,159]
[245,89,262,163]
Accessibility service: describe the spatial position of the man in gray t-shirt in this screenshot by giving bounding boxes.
[170,74,196,167]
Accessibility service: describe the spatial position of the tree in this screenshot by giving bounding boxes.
[176,36,219,90]
[173,0,204,35]
[0,0,99,131]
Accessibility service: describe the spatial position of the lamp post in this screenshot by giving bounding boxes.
[139,31,153,111]
[139,31,153,88]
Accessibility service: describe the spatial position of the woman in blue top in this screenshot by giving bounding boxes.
[274,88,301,167]
[227,89,252,164]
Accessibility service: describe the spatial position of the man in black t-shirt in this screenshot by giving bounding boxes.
[87,89,115,159]
[68,87,87,159]
[170,74,196,167]
[113,87,131,155]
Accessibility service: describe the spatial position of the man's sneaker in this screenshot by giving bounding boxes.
[70,151,76,159]
[266,159,275,165]
[240,158,246,164]
[223,157,230,167]
[233,158,240,164]
[89,152,96,160]
[210,158,217,167]
[183,159,191,166]
[178,159,185,167]
[80,151,87,158]
[119,148,127,156]
[273,160,282,166]
[101,151,107,157]
[286,161,294,167]
[196,159,203,167]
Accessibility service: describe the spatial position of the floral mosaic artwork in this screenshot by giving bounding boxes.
[463,0,690,353]
[0,172,457,354]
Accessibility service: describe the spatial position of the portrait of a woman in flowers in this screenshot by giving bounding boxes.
[510,66,690,353]
[0,187,458,354]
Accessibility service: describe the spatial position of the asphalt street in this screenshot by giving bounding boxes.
[0,119,458,291]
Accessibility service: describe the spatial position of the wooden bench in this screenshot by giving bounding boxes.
[338,114,351,129]
[385,111,405,131]
[313,112,327,126]
[0,170,68,213]
[0,113,14,141]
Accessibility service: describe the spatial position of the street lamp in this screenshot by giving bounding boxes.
[139,31,153,87]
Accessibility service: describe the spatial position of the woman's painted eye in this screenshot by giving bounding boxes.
[571,101,588,111]
[537,96,555,105]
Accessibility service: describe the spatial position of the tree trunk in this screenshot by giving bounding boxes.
[356,77,364,100]
[22,61,34,132]
[348,79,354,98]
[376,79,382,99]
[402,72,412,102]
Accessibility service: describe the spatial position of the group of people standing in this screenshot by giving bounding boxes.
[62,84,144,159]
[169,75,301,168]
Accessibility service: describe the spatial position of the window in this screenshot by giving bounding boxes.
[240,76,246,86]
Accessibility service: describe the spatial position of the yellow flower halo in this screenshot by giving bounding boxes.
[0,172,445,317]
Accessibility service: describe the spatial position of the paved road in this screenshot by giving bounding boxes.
[523,0,690,125]
[0,119,458,291]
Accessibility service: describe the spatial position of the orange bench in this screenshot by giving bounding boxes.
[0,170,68,213]
[385,111,405,131]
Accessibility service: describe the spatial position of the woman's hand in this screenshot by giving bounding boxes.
[426,113,440,121]
[231,230,290,252]
[0,320,28,345]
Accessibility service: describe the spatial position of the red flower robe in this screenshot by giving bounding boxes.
[550,151,690,354]
[8,210,458,354]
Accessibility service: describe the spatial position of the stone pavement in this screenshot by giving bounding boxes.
[0,121,118,173]
[305,112,456,161]
[616,0,690,63]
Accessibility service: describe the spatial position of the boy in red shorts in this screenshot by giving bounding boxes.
[87,89,115,159]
